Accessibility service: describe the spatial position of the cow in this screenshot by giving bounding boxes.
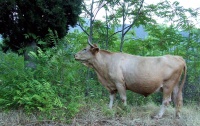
[74,41,187,119]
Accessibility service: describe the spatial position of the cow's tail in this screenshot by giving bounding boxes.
[178,62,187,95]
[177,61,187,108]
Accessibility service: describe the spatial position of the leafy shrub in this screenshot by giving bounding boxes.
[0,40,84,120]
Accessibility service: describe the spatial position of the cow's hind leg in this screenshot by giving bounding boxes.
[154,91,172,119]
[109,93,116,109]
[173,78,183,118]
[155,80,177,119]
[155,75,181,119]
[174,87,183,118]
[172,85,178,105]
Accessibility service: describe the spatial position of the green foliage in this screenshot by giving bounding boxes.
[0,39,85,120]
[0,0,82,52]
[13,80,59,112]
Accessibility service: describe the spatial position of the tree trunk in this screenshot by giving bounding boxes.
[120,2,126,52]
[24,41,37,69]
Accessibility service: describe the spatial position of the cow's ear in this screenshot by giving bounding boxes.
[91,47,99,54]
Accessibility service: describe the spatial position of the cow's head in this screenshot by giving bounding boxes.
[74,44,99,67]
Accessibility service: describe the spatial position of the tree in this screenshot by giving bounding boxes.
[0,0,82,52]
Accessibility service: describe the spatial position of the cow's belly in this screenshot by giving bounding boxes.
[125,78,162,97]
[122,65,165,96]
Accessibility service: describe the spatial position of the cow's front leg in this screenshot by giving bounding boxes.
[109,93,116,109]
[115,83,127,106]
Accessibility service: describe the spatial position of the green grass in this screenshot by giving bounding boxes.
[0,100,199,126]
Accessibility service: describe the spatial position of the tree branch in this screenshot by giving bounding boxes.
[82,1,92,17]
[107,0,144,41]
[108,30,122,40]
[123,0,144,36]
[89,0,94,42]
[77,23,89,36]
[93,1,107,21]
[107,24,132,40]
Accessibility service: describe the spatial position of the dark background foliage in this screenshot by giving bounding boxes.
[0,0,82,52]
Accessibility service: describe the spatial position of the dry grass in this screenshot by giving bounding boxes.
[72,101,200,126]
[0,101,199,126]
[0,110,66,126]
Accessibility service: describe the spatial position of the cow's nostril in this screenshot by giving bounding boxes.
[74,54,77,58]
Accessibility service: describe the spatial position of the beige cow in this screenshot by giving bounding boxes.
[75,43,186,119]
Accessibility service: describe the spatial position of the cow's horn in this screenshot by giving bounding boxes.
[88,37,94,47]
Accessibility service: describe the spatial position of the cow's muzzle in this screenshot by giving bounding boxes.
[74,54,78,60]
[74,54,82,61]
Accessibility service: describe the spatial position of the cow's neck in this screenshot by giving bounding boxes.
[90,50,110,76]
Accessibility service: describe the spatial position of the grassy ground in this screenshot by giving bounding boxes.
[0,100,199,126]
[73,100,200,126]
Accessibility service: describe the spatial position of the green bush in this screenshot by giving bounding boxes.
[0,41,84,120]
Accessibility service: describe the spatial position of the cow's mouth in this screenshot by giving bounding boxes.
[74,55,88,63]
[75,58,83,61]
[74,57,81,61]
[75,58,87,63]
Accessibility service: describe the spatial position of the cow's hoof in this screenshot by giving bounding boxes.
[176,113,181,119]
[153,115,162,119]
